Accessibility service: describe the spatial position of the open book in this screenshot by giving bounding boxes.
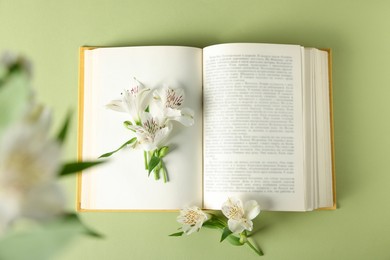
[78,43,335,212]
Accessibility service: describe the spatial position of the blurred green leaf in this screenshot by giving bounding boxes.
[0,61,24,87]
[58,161,104,176]
[0,213,102,260]
[60,213,102,238]
[56,111,72,144]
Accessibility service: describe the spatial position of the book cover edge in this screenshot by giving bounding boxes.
[76,46,96,212]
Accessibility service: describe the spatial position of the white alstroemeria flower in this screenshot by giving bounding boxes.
[106,79,150,125]
[127,112,172,151]
[0,104,65,233]
[177,206,209,235]
[150,86,194,127]
[221,198,260,234]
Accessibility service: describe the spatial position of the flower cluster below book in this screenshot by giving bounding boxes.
[170,197,263,256]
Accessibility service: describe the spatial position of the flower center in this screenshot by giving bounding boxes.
[2,150,47,190]
[122,86,139,97]
[130,85,139,95]
[165,88,183,109]
[225,204,243,220]
[183,209,201,226]
[143,118,159,135]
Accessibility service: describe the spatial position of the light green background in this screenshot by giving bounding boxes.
[1,0,389,259]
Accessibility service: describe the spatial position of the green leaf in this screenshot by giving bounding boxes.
[148,155,160,176]
[220,227,233,242]
[99,137,137,158]
[60,213,103,238]
[58,161,104,176]
[226,235,244,246]
[202,218,225,230]
[169,231,184,237]
[56,111,72,144]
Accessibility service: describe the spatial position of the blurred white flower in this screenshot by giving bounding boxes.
[0,104,65,234]
[106,79,150,125]
[177,206,209,235]
[221,198,260,234]
[151,86,194,127]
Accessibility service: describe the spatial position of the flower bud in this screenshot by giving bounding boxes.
[239,233,247,244]
[158,146,169,158]
[123,121,133,129]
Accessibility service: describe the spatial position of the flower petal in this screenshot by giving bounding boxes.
[30,105,52,137]
[20,182,66,221]
[165,108,182,118]
[241,218,254,231]
[153,123,172,148]
[106,81,151,125]
[221,197,244,220]
[227,219,245,234]
[122,91,139,121]
[244,200,261,220]
[0,190,20,236]
[106,99,126,112]
[172,107,194,126]
[0,105,62,187]
[152,86,165,101]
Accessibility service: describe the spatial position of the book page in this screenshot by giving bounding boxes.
[314,49,333,208]
[80,46,203,210]
[302,48,333,210]
[203,43,306,211]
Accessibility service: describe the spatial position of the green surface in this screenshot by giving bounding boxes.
[1,0,389,259]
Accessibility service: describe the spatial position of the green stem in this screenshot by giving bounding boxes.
[144,151,148,170]
[154,161,161,180]
[154,169,160,180]
[161,163,168,183]
[246,239,264,256]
